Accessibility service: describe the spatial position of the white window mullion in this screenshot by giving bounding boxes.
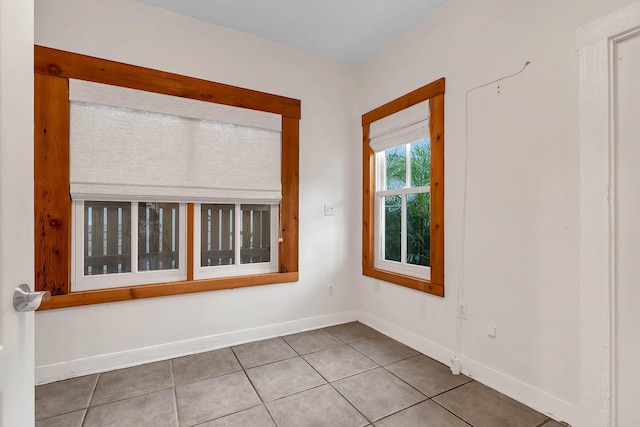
[377,186,430,198]
[270,204,279,267]
[405,143,412,188]
[193,203,202,271]
[131,202,138,274]
[235,204,242,266]
[378,195,385,260]
[375,152,386,192]
[400,195,407,264]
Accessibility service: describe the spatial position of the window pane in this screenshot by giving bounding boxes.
[383,195,402,262]
[407,192,430,266]
[84,201,131,275]
[201,204,234,266]
[138,202,179,271]
[240,204,271,264]
[410,138,431,187]
[385,145,406,190]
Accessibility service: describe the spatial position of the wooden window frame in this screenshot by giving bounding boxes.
[362,78,445,296]
[34,45,300,310]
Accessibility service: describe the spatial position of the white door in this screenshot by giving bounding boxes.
[0,0,35,426]
[614,30,640,427]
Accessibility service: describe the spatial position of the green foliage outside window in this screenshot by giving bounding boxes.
[383,139,431,267]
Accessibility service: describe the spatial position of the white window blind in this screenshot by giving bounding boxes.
[69,79,282,204]
[369,100,430,152]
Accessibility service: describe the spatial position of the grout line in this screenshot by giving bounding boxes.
[84,386,177,410]
[262,404,279,427]
[34,375,100,426]
[231,337,300,370]
[380,365,429,399]
[188,403,267,427]
[80,408,88,427]
[326,381,372,425]
[170,359,181,426]
[280,335,301,356]
[430,395,475,426]
[429,379,475,400]
[536,419,563,427]
[234,346,280,427]
[86,372,100,409]
[373,399,432,425]
[81,373,101,427]
[326,364,380,383]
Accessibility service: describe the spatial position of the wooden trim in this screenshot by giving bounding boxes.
[34,46,301,309]
[38,272,299,310]
[361,79,445,297]
[34,74,71,295]
[362,123,375,270]
[279,116,299,273]
[186,203,194,281]
[430,94,445,286]
[362,78,445,126]
[363,267,444,297]
[34,45,301,119]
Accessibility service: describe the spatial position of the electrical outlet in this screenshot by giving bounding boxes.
[328,284,333,296]
[458,304,468,320]
[487,322,496,337]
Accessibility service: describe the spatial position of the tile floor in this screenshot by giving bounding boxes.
[35,322,565,427]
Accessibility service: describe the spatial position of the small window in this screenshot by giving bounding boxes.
[362,78,444,296]
[375,138,431,278]
[195,203,278,279]
[73,201,187,292]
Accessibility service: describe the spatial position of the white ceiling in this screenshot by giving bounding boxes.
[138,0,447,64]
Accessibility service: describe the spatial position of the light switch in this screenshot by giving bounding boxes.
[324,203,335,216]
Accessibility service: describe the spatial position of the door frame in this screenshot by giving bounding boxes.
[577,2,640,426]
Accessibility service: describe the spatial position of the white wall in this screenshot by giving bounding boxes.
[34,0,360,382]
[356,0,635,424]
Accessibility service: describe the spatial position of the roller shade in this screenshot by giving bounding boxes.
[69,79,282,204]
[369,99,430,152]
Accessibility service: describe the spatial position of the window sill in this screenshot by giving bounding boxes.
[363,266,443,297]
[36,272,299,310]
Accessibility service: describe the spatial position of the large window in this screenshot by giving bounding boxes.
[362,79,445,296]
[34,46,300,309]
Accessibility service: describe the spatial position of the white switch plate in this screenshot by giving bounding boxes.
[324,203,335,216]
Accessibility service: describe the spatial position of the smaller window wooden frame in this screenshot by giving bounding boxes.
[362,78,445,296]
[34,46,300,310]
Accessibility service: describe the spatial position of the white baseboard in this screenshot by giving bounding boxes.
[459,355,578,425]
[35,310,358,385]
[356,311,577,426]
[356,311,453,366]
